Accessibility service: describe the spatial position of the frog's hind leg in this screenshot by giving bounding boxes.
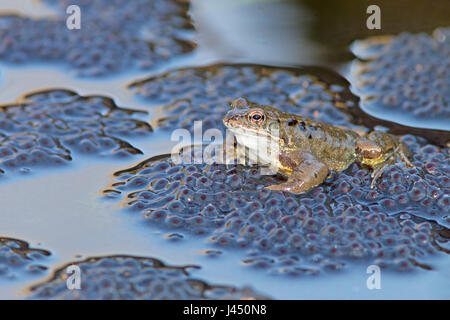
[266,153,329,194]
[370,145,414,189]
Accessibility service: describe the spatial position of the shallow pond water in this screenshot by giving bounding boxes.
[0,0,449,299]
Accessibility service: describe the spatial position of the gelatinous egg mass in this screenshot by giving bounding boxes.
[0,89,152,177]
[129,64,366,133]
[29,255,268,300]
[104,140,449,276]
[0,0,195,76]
[0,237,51,280]
[350,27,450,130]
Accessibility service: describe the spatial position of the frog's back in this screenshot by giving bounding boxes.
[282,115,359,171]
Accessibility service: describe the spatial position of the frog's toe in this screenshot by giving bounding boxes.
[265,184,286,192]
[370,163,390,188]
[370,177,377,189]
[265,182,307,194]
[399,149,415,168]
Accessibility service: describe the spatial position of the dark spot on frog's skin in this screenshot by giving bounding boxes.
[279,152,297,169]
[286,119,298,126]
[299,121,306,131]
[308,133,312,140]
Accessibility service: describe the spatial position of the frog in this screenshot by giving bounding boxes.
[223,97,414,194]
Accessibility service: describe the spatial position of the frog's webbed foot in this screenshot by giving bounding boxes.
[266,154,329,194]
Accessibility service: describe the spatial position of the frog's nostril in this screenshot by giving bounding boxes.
[224,114,242,123]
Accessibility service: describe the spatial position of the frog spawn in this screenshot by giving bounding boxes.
[0,0,195,76]
[0,237,51,280]
[29,255,269,300]
[328,135,450,229]
[130,64,365,133]
[104,142,449,275]
[350,27,450,126]
[0,132,71,175]
[0,89,152,177]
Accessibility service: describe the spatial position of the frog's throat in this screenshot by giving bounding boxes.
[226,126,282,145]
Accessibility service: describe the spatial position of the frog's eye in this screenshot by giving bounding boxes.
[248,110,265,125]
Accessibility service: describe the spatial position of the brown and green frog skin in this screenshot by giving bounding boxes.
[223,97,414,194]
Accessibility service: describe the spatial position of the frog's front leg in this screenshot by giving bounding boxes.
[266,152,329,194]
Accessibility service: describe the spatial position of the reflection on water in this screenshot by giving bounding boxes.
[192,0,326,67]
[193,0,450,71]
[301,0,450,66]
[0,0,57,18]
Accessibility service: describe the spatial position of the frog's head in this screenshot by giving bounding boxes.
[223,98,284,163]
[223,97,284,140]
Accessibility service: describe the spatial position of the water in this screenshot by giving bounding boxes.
[0,0,57,18]
[0,0,449,299]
